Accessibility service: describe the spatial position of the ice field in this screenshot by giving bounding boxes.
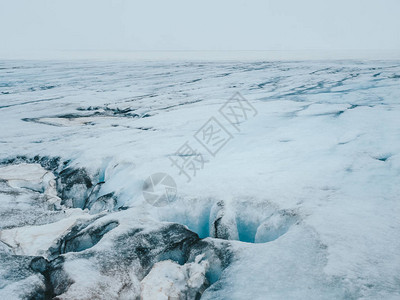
[0,60,399,299]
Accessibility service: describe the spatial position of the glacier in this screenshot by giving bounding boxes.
[0,59,399,299]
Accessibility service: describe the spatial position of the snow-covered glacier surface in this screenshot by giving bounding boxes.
[0,60,399,299]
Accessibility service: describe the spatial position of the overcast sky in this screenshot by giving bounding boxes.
[1,0,399,59]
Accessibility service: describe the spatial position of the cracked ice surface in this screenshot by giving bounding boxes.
[0,60,400,299]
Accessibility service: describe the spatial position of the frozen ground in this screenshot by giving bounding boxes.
[0,60,399,299]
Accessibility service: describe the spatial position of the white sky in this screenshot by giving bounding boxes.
[1,0,400,59]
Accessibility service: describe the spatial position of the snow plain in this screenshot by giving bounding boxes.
[0,60,400,299]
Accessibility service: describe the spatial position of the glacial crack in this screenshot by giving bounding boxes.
[0,156,239,299]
